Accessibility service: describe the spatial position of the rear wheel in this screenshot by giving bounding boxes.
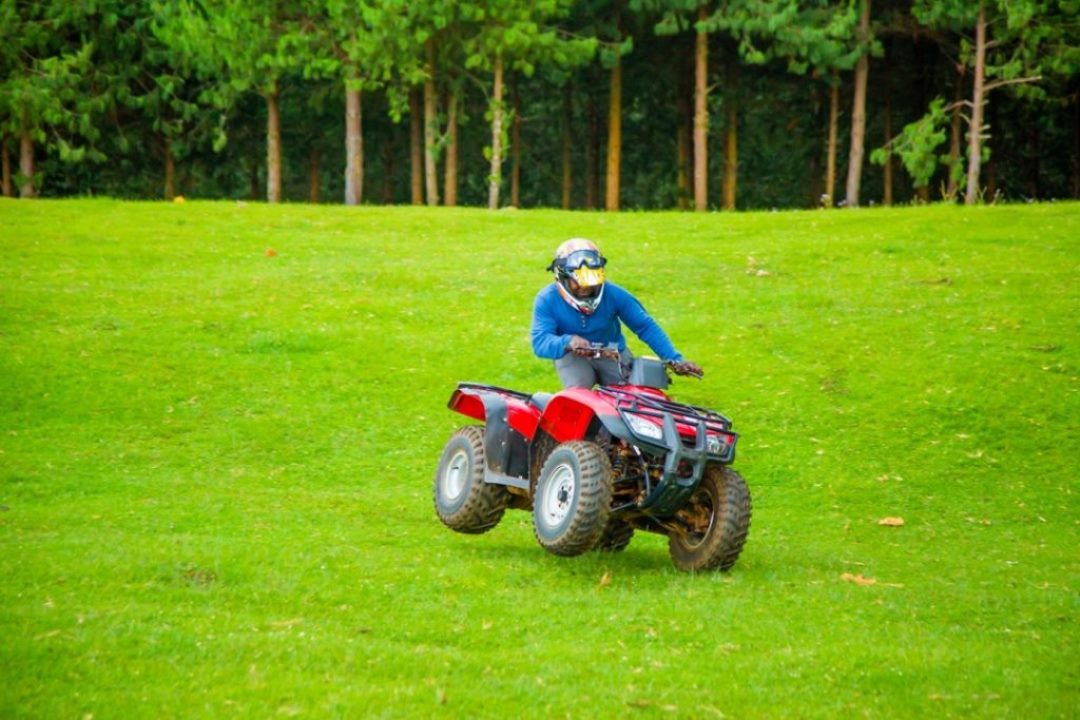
[533,441,612,556]
[434,426,510,534]
[595,517,634,552]
[668,466,751,572]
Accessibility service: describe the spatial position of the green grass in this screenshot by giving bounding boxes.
[1,198,1077,718]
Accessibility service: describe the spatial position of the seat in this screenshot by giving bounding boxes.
[529,392,554,412]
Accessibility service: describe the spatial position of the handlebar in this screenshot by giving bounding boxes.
[576,343,704,380]
[573,342,622,360]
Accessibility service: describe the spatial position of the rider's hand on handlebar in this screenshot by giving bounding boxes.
[568,336,593,357]
[670,360,704,378]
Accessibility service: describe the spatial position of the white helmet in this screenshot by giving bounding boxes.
[547,238,607,314]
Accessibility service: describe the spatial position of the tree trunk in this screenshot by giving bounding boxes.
[693,5,708,212]
[676,93,691,210]
[881,43,893,207]
[844,0,871,208]
[965,1,987,205]
[1,139,11,197]
[825,79,839,207]
[511,78,521,208]
[722,59,738,211]
[1026,107,1040,200]
[561,83,573,210]
[444,84,460,207]
[487,53,505,210]
[164,140,176,200]
[606,51,623,212]
[808,84,823,208]
[585,94,598,209]
[266,85,282,203]
[249,157,260,200]
[410,87,423,205]
[19,127,35,199]
[345,83,363,205]
[984,93,997,201]
[882,73,893,206]
[382,137,394,204]
[424,38,440,206]
[308,147,321,203]
[947,66,965,200]
[1073,93,1080,199]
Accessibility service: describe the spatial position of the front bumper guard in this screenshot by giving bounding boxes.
[624,411,710,516]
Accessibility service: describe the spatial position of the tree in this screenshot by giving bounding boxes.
[843,0,872,207]
[914,0,1080,204]
[463,0,594,210]
[647,0,711,210]
[0,1,113,197]
[405,3,481,206]
[708,0,861,208]
[167,0,318,203]
[321,1,414,206]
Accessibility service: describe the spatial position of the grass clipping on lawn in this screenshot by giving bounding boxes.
[0,199,1077,718]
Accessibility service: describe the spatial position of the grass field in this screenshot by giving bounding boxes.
[1,198,1077,718]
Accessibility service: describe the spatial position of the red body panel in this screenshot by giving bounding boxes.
[449,383,725,448]
[507,399,541,439]
[448,387,541,440]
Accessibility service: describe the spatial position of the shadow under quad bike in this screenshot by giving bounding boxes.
[433,350,751,572]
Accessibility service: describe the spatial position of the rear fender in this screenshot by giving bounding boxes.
[448,386,539,488]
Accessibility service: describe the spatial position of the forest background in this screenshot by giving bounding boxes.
[2,0,1079,211]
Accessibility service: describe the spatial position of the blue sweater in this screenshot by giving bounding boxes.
[530,282,683,361]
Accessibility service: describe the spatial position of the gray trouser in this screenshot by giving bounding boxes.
[554,348,633,389]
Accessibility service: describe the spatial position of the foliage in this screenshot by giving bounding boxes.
[0,2,114,170]
[3,1,1078,204]
[871,98,949,189]
[1,199,1079,717]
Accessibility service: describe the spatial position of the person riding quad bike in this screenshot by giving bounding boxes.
[530,238,703,388]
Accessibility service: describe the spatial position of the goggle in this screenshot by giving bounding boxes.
[571,265,605,288]
[561,249,607,271]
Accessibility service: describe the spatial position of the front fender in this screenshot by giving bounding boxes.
[538,387,631,443]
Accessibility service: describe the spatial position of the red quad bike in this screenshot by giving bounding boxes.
[433,347,751,572]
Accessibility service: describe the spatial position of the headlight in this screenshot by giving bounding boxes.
[625,414,663,441]
[707,433,733,455]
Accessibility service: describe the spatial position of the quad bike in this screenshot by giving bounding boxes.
[433,347,751,572]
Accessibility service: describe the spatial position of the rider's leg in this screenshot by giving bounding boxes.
[554,353,599,388]
[594,348,633,386]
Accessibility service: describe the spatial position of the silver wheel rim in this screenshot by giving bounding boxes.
[443,448,469,501]
[683,488,716,549]
[540,462,576,528]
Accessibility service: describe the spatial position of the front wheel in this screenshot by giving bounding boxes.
[668,466,751,572]
[433,426,510,534]
[533,441,612,556]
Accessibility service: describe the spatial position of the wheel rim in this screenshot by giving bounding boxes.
[540,462,576,529]
[680,487,717,549]
[443,448,469,501]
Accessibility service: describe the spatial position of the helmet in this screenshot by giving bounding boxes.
[547,238,607,313]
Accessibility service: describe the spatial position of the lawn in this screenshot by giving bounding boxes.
[1,198,1077,718]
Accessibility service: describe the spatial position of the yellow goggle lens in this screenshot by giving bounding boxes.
[572,266,605,288]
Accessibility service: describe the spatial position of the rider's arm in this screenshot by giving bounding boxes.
[531,287,572,359]
[609,285,683,362]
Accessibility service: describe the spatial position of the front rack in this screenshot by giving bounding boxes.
[595,386,732,431]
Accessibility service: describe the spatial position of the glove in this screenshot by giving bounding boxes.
[568,336,593,357]
[670,360,704,378]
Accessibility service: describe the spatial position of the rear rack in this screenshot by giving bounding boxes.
[456,382,534,403]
